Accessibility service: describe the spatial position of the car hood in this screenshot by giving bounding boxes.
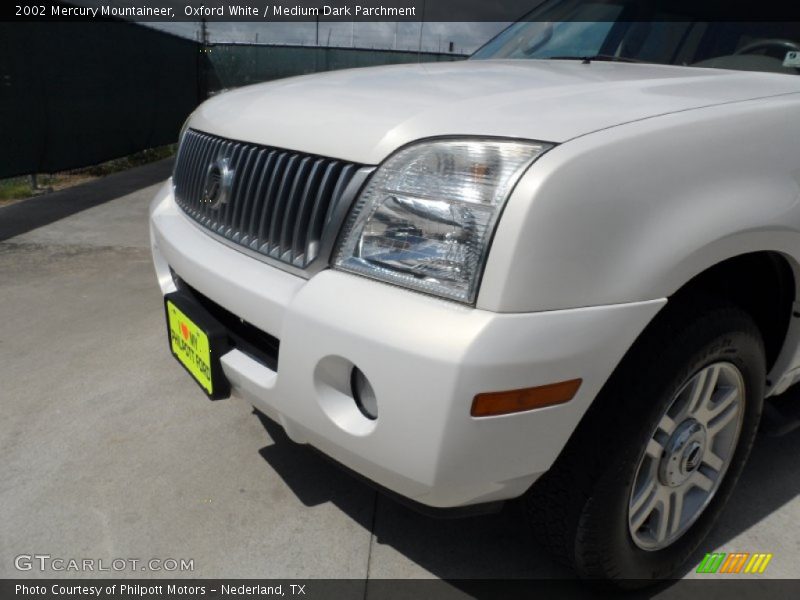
[191,59,800,164]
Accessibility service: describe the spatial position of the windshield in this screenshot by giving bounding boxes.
[472,0,800,75]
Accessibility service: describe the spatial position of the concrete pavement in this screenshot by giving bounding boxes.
[1,159,799,585]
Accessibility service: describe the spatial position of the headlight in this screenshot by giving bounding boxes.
[333,139,551,303]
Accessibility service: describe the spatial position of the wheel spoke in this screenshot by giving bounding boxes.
[630,481,661,531]
[657,414,676,436]
[707,387,738,419]
[702,450,724,472]
[631,477,656,513]
[646,438,665,459]
[690,470,714,492]
[667,489,685,536]
[708,400,740,436]
[687,366,719,417]
[653,496,670,543]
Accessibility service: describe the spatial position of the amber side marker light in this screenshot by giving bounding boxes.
[471,379,583,417]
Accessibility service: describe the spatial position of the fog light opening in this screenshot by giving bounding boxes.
[351,367,378,420]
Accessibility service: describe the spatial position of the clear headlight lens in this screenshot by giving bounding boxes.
[333,139,551,303]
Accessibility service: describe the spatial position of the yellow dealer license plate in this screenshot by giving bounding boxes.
[165,295,230,399]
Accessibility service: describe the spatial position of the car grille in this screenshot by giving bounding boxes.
[172,129,363,270]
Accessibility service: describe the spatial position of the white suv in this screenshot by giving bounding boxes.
[150,5,800,583]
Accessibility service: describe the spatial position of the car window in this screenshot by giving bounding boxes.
[472,0,800,75]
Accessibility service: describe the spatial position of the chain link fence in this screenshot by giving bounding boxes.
[1,21,465,179]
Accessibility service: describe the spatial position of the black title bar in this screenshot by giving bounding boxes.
[5,1,800,23]
[6,579,800,600]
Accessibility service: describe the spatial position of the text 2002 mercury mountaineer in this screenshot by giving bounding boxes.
[150,3,800,583]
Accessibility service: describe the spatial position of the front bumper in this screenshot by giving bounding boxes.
[150,181,665,507]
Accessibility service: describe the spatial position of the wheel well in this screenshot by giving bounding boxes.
[670,252,795,371]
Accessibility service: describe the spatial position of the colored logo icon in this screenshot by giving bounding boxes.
[697,552,773,574]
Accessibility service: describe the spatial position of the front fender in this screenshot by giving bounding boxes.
[478,94,800,313]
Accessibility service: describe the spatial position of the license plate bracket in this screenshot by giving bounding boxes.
[164,291,231,400]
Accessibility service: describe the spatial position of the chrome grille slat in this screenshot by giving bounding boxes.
[207,137,228,224]
[197,136,220,224]
[172,134,191,185]
[172,130,364,270]
[193,134,212,221]
[228,148,267,242]
[291,158,326,265]
[215,141,236,230]
[327,164,357,227]
[305,162,341,263]
[219,140,240,230]
[255,152,290,250]
[185,134,202,219]
[279,156,313,261]
[265,153,300,256]
[242,150,277,246]
[219,144,250,238]
[184,133,204,214]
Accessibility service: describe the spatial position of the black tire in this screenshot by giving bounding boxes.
[524,297,766,585]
